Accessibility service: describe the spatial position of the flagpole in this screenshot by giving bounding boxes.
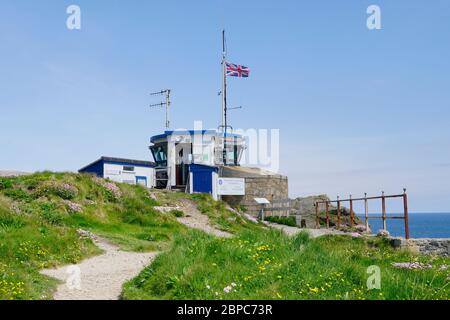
[222,30,228,165]
[222,30,226,129]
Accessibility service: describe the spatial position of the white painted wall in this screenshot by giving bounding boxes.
[166,133,217,186]
[103,163,155,188]
[212,171,218,200]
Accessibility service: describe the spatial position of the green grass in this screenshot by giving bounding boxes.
[1,172,449,300]
[122,230,450,300]
[0,194,100,300]
[0,172,186,299]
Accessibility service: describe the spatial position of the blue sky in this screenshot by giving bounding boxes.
[1,1,449,212]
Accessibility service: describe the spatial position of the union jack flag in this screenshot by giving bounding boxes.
[226,62,250,78]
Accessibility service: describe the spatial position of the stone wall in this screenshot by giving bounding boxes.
[220,166,288,216]
[393,238,450,257]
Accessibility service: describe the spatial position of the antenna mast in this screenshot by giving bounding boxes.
[150,89,172,129]
[222,30,227,130]
[221,30,229,165]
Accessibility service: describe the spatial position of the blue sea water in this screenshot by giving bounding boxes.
[356,213,450,238]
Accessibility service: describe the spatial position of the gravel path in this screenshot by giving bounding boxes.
[40,237,157,300]
[176,199,233,238]
[264,222,347,238]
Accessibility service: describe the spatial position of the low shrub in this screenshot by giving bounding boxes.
[34,181,78,200]
[2,188,32,202]
[37,202,64,226]
[0,179,13,190]
[265,215,297,227]
[93,178,122,201]
[63,200,83,214]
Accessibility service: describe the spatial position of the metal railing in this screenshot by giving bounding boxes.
[314,189,410,239]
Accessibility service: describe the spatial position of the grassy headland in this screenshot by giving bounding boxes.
[0,172,449,300]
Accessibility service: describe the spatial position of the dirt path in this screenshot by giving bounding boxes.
[264,221,347,238]
[40,237,157,300]
[176,199,233,238]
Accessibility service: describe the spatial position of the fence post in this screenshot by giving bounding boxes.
[381,191,387,231]
[325,201,330,229]
[364,192,369,232]
[315,202,319,229]
[349,195,354,227]
[403,188,409,239]
[337,196,341,229]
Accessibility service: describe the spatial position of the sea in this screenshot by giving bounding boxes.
[356,213,450,238]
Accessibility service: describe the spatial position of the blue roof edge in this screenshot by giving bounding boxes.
[150,130,242,143]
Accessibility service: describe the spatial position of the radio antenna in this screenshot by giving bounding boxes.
[150,89,172,129]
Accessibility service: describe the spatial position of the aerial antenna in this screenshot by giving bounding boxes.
[150,89,172,129]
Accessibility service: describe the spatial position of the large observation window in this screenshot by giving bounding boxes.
[150,143,168,167]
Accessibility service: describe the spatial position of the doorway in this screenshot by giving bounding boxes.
[175,143,192,186]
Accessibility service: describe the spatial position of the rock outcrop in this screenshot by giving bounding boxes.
[292,195,361,228]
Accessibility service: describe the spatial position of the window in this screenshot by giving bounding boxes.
[150,143,168,167]
[123,166,135,172]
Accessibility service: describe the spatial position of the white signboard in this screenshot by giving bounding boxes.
[254,198,270,205]
[217,178,245,196]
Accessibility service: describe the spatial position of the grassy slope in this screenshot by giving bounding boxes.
[123,230,450,300]
[1,172,449,300]
[0,172,185,300]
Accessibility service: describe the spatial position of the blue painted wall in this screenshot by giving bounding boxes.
[190,164,218,194]
[79,160,104,177]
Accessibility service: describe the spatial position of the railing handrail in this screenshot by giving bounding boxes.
[316,193,404,203]
[314,189,410,239]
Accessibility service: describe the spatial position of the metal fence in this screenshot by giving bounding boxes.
[314,189,410,239]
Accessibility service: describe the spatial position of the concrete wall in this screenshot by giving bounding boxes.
[221,167,288,215]
[103,163,154,188]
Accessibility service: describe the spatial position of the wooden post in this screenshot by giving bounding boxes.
[337,196,341,229]
[381,191,387,231]
[315,202,319,229]
[349,195,354,227]
[364,193,369,232]
[403,188,409,239]
[325,201,330,229]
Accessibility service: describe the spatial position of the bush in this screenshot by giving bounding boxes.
[37,202,64,226]
[265,216,297,227]
[93,178,122,201]
[34,181,78,200]
[2,188,32,202]
[0,179,13,190]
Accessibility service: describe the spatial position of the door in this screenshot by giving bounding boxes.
[136,176,147,187]
[193,170,212,193]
